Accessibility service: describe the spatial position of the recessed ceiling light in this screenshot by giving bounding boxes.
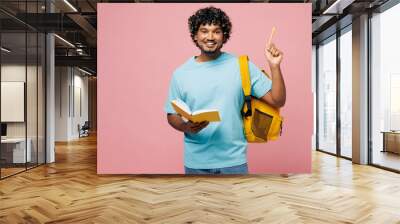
[1,47,11,53]
[54,34,75,48]
[323,0,355,15]
[63,0,78,12]
[78,67,93,76]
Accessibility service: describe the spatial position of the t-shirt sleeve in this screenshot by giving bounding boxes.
[164,74,181,114]
[248,61,272,98]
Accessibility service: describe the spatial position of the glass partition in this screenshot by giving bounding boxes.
[1,30,28,177]
[0,1,46,179]
[27,30,38,169]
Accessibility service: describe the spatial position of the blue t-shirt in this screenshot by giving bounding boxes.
[164,52,272,169]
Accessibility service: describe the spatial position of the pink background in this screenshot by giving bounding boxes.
[98,3,312,174]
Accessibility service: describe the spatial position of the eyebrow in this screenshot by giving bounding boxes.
[199,27,222,31]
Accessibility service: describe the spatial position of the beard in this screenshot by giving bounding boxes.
[202,48,219,55]
[196,42,223,56]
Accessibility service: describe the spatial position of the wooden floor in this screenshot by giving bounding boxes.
[373,150,400,171]
[1,135,400,223]
[0,167,26,178]
[1,162,46,178]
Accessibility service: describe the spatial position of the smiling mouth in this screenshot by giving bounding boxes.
[205,42,216,47]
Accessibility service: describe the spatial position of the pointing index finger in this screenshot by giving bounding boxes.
[267,26,276,47]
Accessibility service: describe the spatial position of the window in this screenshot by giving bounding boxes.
[340,27,352,158]
[371,2,400,171]
[317,35,337,154]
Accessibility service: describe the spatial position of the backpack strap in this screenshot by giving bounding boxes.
[238,55,252,117]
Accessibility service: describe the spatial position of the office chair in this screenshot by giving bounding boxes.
[79,121,90,138]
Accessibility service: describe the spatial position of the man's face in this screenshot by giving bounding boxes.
[194,23,224,55]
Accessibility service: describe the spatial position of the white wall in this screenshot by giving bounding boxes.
[1,66,26,134]
[55,66,70,141]
[72,73,89,138]
[1,65,41,137]
[55,67,89,141]
[1,64,46,164]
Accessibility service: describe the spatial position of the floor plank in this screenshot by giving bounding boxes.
[1,134,400,223]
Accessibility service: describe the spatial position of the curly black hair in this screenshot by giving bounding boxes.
[188,6,232,44]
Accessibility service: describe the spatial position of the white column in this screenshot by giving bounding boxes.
[352,14,369,164]
[46,0,55,163]
[46,32,55,163]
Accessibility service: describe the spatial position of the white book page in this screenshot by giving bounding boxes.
[192,109,218,115]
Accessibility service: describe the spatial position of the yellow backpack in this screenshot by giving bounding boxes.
[238,55,283,142]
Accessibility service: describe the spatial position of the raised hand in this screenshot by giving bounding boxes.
[265,27,283,68]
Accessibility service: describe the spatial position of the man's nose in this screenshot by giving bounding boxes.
[206,32,215,40]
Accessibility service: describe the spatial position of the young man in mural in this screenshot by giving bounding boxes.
[165,6,286,174]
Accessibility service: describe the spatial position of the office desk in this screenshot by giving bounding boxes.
[1,138,32,163]
[381,131,400,154]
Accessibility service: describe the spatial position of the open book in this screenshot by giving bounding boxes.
[171,99,221,123]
